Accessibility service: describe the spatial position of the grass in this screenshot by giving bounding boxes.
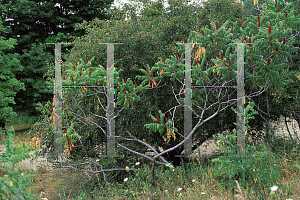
[1,111,300,199]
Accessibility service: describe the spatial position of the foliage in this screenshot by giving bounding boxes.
[199,0,246,30]
[0,0,116,117]
[0,18,26,127]
[241,0,264,21]
[48,0,246,167]
[0,127,39,199]
[212,101,283,199]
[10,43,55,116]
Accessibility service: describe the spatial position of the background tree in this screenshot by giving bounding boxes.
[241,0,264,21]
[0,0,115,117]
[0,17,25,130]
[199,0,246,30]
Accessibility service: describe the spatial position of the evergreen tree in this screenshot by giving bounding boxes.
[0,16,25,129]
[0,0,115,116]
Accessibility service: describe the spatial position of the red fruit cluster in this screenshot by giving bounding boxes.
[71,75,74,83]
[155,115,161,123]
[221,53,224,60]
[215,49,217,57]
[283,37,286,44]
[258,14,260,27]
[42,102,44,107]
[229,59,232,66]
[240,21,242,27]
[268,58,271,65]
[195,60,198,66]
[85,58,87,65]
[176,54,179,60]
[249,38,252,47]
[73,65,75,70]
[135,82,137,88]
[216,22,219,30]
[89,71,91,75]
[162,57,165,63]
[268,24,272,34]
[201,29,205,36]
[230,28,233,33]
[165,116,168,122]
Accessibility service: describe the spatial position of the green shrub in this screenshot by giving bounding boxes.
[0,127,39,199]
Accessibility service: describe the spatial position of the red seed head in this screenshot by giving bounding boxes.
[89,71,91,75]
[278,8,280,12]
[216,22,219,30]
[73,65,75,70]
[285,12,287,18]
[76,62,77,67]
[268,24,272,34]
[135,82,137,88]
[162,57,164,63]
[251,69,253,74]
[124,79,126,84]
[183,39,187,43]
[240,21,242,27]
[176,54,179,60]
[258,14,260,27]
[230,28,233,33]
[215,49,217,57]
[42,102,44,107]
[63,75,65,80]
[79,71,81,77]
[124,89,126,95]
[201,29,205,36]
[229,59,232,66]
[71,75,74,82]
[279,70,281,75]
[117,82,119,87]
[221,53,223,60]
[155,115,161,123]
[283,37,286,44]
[275,0,277,4]
[249,38,252,47]
[268,58,271,65]
[195,60,198,66]
[165,116,168,122]
[85,58,87,65]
